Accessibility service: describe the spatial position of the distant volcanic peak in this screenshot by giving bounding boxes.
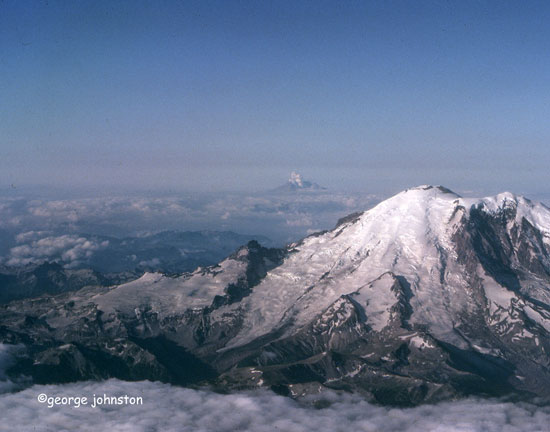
[274,171,325,192]
[287,171,324,189]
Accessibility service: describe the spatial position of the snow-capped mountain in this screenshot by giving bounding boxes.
[2,185,550,405]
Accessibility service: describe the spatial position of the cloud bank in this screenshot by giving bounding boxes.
[6,234,109,267]
[0,379,548,432]
[0,190,381,247]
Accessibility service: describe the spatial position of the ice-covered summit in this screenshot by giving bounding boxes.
[221,185,550,391]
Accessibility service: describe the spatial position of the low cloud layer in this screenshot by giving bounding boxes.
[3,186,545,270]
[0,379,549,432]
[6,234,109,267]
[0,190,381,249]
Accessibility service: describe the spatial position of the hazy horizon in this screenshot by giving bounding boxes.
[2,1,550,196]
[2,170,550,201]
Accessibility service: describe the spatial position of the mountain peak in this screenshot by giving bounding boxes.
[273,172,326,192]
[404,185,460,196]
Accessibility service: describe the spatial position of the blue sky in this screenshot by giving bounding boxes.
[1,1,550,195]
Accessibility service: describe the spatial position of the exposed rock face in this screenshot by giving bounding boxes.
[2,186,550,406]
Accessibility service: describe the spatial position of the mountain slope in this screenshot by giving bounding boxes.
[2,185,550,405]
[0,230,271,304]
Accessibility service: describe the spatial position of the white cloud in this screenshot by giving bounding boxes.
[285,214,313,227]
[138,258,161,267]
[5,235,109,267]
[290,171,304,187]
[306,228,323,235]
[0,191,382,247]
[14,231,52,243]
[0,378,548,432]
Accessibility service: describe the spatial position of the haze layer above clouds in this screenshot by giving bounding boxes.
[2,181,550,270]
[0,187,381,249]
